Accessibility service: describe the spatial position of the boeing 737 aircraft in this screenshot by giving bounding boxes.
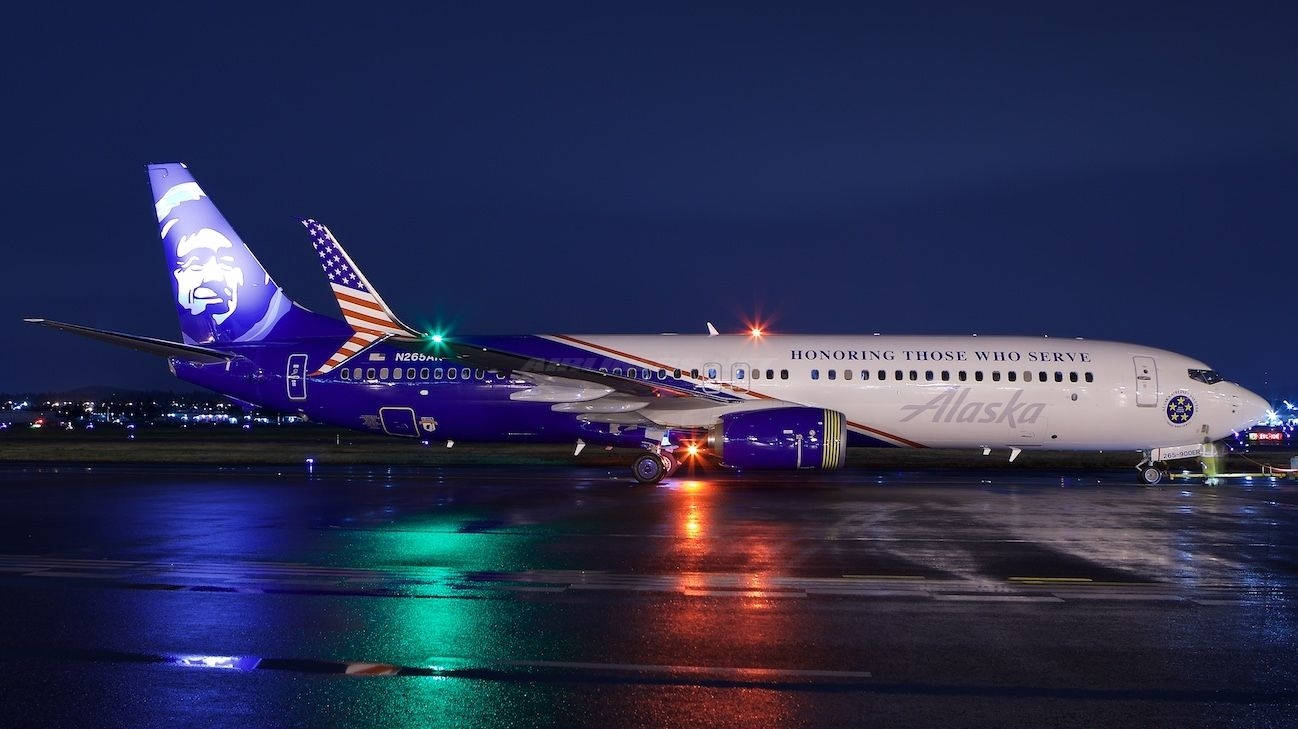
[27,163,1270,484]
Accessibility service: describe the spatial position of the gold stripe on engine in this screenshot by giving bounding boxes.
[822,409,845,470]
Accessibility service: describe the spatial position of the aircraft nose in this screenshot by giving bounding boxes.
[1236,388,1271,429]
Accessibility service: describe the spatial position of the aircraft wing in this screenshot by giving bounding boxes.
[437,340,669,400]
[433,338,789,429]
[24,319,240,364]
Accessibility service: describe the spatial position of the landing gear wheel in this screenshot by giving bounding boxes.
[633,452,667,485]
[1141,466,1164,485]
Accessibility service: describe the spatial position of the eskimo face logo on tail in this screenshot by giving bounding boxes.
[899,388,1046,428]
[173,228,244,324]
[154,177,284,343]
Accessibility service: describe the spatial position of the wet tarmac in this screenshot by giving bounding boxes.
[0,463,1294,728]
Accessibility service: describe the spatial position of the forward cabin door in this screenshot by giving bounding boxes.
[1133,356,1158,407]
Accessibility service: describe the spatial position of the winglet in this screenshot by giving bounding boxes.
[706,322,719,337]
[300,219,422,374]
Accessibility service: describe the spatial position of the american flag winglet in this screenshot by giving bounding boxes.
[302,219,420,375]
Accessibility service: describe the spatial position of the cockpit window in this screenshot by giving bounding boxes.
[1188,368,1223,385]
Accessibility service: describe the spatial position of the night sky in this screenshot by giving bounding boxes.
[4,3,1295,397]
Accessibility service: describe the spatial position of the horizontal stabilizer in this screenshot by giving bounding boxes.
[24,319,239,364]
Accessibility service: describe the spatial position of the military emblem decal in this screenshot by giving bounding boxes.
[1166,394,1195,426]
[419,417,438,433]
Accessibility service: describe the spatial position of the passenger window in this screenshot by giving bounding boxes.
[780,369,789,380]
[691,369,699,379]
[673,368,682,378]
[878,370,886,381]
[959,371,967,381]
[447,368,457,380]
[1007,371,1016,382]
[909,370,918,381]
[433,368,443,380]
[1023,371,1031,382]
[1054,371,1063,382]
[1085,372,1094,383]
[925,370,934,381]
[393,368,403,380]
[406,368,415,379]
[861,369,870,381]
[340,368,350,380]
[599,367,609,374]
[828,369,837,380]
[941,370,950,381]
[706,367,718,379]
[975,371,984,382]
[475,369,484,380]
[1069,372,1078,383]
[379,367,389,379]
[751,369,760,380]
[353,367,362,380]
[613,367,623,376]
[1039,371,1047,382]
[736,368,746,380]
[420,368,430,380]
[766,369,774,380]
[992,371,1000,382]
[366,368,376,380]
[844,369,853,381]
[461,368,471,380]
[658,369,667,380]
[895,370,904,381]
[811,369,820,380]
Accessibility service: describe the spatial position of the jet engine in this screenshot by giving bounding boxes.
[706,407,846,470]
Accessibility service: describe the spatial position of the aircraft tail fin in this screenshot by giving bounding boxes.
[148,163,348,345]
[299,219,422,374]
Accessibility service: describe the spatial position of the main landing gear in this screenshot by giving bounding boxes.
[632,448,679,485]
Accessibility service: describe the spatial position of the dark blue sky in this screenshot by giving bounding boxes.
[3,3,1295,397]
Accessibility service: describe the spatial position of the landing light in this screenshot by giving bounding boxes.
[685,443,700,457]
[430,334,444,344]
[750,327,763,337]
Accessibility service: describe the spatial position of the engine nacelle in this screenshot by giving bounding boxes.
[706,407,846,470]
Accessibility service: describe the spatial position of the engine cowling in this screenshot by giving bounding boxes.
[706,407,846,470]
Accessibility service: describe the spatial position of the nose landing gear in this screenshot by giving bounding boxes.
[1140,464,1170,485]
[1136,449,1175,485]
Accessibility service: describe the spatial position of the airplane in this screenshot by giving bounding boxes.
[26,163,1270,485]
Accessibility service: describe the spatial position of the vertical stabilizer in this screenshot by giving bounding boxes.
[148,163,346,344]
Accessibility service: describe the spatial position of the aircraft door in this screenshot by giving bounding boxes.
[379,407,419,437]
[286,354,308,401]
[700,361,723,394]
[1017,416,1048,445]
[732,362,751,392]
[1133,356,1158,407]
